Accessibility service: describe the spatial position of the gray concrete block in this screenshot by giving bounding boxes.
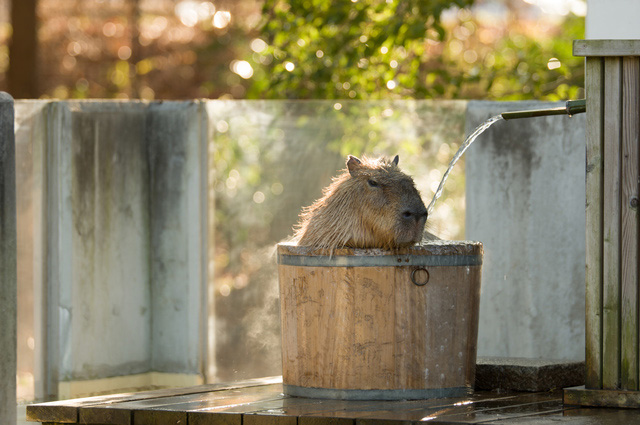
[11,100,208,399]
[475,357,585,392]
[147,101,208,374]
[465,101,586,361]
[14,100,50,400]
[49,102,152,381]
[1,92,17,424]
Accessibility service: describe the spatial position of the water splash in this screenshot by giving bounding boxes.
[427,115,503,214]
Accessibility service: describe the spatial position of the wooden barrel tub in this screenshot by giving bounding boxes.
[276,241,483,400]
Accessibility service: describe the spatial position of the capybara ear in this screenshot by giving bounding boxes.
[347,155,362,177]
[392,155,399,166]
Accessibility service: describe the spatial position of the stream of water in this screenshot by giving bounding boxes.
[426,114,504,215]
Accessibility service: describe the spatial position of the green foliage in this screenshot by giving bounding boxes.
[248,1,585,101]
[248,0,474,99]
[471,13,585,101]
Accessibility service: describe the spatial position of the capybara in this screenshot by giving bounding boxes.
[294,155,428,250]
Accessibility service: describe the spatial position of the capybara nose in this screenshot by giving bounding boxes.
[402,209,428,223]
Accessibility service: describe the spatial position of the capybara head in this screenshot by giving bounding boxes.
[294,155,428,250]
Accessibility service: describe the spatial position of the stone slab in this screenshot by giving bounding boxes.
[564,385,640,408]
[475,357,585,392]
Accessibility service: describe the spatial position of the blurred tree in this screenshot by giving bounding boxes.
[128,0,141,98]
[8,0,38,98]
[0,0,263,100]
[438,7,585,101]
[0,0,585,101]
[249,0,475,99]
[248,0,585,101]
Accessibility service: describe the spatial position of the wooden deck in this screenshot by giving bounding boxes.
[26,376,640,425]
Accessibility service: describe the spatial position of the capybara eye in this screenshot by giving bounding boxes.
[368,179,379,187]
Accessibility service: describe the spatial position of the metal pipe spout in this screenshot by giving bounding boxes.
[501,99,586,120]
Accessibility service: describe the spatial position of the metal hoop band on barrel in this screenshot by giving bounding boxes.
[284,384,471,400]
[277,253,482,267]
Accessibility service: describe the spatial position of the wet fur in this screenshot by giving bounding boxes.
[294,155,428,250]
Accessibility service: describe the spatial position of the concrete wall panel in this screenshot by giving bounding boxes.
[147,101,207,374]
[1,92,17,424]
[466,101,586,361]
[12,100,207,398]
[46,103,153,381]
[15,100,49,401]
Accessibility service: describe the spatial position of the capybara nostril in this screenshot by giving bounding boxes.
[403,207,428,224]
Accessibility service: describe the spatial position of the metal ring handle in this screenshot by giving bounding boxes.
[411,267,430,286]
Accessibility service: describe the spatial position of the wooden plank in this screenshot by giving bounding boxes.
[243,414,298,425]
[584,56,605,390]
[575,40,640,57]
[26,377,282,423]
[620,56,640,391]
[80,384,284,425]
[189,412,242,425]
[188,396,323,425]
[188,394,359,425]
[360,400,564,424]
[323,392,561,423]
[132,409,186,425]
[191,396,328,414]
[28,388,571,425]
[237,397,443,418]
[78,407,131,425]
[354,420,410,425]
[233,392,559,424]
[602,56,623,390]
[565,385,640,408]
[80,394,284,425]
[563,406,640,423]
[25,404,77,424]
[81,383,283,414]
[222,392,549,423]
[637,57,640,399]
[461,267,481,389]
[299,417,354,425]
[193,390,523,422]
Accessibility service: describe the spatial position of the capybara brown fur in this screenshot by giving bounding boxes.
[294,155,428,250]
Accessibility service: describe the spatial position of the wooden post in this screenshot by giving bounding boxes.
[565,40,640,408]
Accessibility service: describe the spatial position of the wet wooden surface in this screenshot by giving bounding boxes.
[26,376,640,425]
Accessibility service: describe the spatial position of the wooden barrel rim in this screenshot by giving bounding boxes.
[277,241,483,267]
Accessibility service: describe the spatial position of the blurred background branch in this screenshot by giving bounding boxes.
[8,0,38,98]
[1,0,584,101]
